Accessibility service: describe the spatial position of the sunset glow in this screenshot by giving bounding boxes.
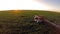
[0,0,51,11]
[0,0,60,12]
[13,10,19,12]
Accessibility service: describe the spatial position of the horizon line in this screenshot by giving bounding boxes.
[0,10,60,13]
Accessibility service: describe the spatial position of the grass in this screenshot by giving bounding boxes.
[0,10,60,34]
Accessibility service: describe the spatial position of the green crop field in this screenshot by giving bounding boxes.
[0,10,60,34]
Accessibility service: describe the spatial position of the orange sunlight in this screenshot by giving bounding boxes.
[13,10,19,12]
[11,10,21,16]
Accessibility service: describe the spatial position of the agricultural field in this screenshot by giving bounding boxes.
[0,10,60,34]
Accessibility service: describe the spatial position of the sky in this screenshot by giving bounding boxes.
[0,0,60,12]
[38,0,60,11]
